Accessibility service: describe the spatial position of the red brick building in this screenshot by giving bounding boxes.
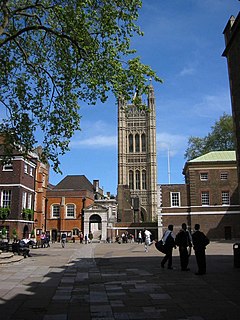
[46,175,98,242]
[159,151,240,240]
[0,142,49,240]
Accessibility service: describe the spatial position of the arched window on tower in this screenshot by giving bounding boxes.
[136,170,140,190]
[129,134,133,153]
[142,170,147,190]
[129,170,134,189]
[135,134,140,152]
[141,133,146,152]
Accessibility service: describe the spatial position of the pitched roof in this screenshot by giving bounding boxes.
[189,151,236,163]
[53,175,93,191]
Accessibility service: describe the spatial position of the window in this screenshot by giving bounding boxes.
[66,204,75,218]
[222,191,230,205]
[52,205,60,218]
[129,170,134,189]
[142,170,147,190]
[141,133,146,152]
[200,172,208,181]
[129,134,133,153]
[24,163,28,174]
[29,167,33,176]
[27,194,32,209]
[201,191,210,206]
[42,174,46,187]
[22,192,27,209]
[171,192,180,207]
[1,190,11,208]
[220,172,228,180]
[73,228,79,236]
[3,163,13,171]
[135,134,140,152]
[136,170,140,190]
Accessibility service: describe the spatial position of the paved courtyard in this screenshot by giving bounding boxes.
[0,240,240,320]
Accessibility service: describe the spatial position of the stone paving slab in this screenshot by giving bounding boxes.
[0,241,239,319]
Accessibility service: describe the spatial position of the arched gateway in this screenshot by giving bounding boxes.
[83,204,108,241]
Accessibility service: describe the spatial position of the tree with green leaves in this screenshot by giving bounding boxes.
[184,113,235,160]
[0,0,162,171]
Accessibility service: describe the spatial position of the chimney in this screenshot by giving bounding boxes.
[93,180,99,192]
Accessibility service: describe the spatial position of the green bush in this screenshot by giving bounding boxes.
[1,226,7,237]
[0,207,10,219]
[22,208,34,220]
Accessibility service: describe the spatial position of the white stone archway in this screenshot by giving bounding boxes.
[83,204,108,241]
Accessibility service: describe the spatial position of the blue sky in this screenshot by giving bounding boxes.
[50,0,240,194]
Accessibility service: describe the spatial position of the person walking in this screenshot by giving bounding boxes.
[144,228,153,252]
[61,233,67,248]
[192,224,210,275]
[79,232,84,244]
[138,231,143,244]
[175,223,192,271]
[161,224,176,269]
[88,231,93,243]
[40,232,46,248]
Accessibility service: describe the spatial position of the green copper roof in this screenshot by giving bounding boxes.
[189,151,236,163]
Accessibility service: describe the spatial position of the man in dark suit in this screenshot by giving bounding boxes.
[175,223,192,271]
[192,224,210,275]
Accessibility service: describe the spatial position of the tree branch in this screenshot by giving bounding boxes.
[13,37,59,109]
[0,0,9,36]
[11,3,55,15]
[0,24,86,57]
[17,12,42,25]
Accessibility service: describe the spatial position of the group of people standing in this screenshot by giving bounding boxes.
[145,223,210,275]
[160,223,209,275]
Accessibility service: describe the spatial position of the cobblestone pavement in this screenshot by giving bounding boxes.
[0,240,240,320]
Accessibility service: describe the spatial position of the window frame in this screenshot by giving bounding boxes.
[135,170,140,190]
[22,191,27,209]
[170,192,180,207]
[3,163,13,171]
[135,133,140,152]
[222,191,230,206]
[129,134,133,153]
[220,172,228,180]
[52,204,60,218]
[24,163,28,174]
[66,204,75,218]
[129,170,134,189]
[200,172,208,181]
[142,170,147,190]
[141,133,146,152]
[201,191,210,206]
[1,190,12,208]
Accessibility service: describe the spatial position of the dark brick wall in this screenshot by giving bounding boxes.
[223,12,240,198]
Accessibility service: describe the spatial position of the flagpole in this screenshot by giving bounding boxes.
[168,147,171,184]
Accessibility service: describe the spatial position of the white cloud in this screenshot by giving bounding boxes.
[156,132,188,157]
[178,66,196,77]
[193,92,231,118]
[70,135,117,148]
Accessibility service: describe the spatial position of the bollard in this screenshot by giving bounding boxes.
[233,243,240,268]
